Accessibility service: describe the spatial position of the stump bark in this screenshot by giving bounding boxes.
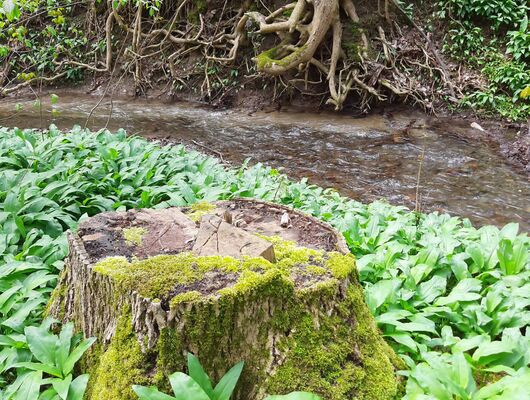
[48,199,402,400]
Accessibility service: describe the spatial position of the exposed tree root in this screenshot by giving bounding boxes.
[2,0,459,112]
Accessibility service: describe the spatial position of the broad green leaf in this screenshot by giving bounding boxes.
[52,374,72,400]
[365,279,398,313]
[14,362,63,378]
[67,374,90,400]
[132,385,176,400]
[187,353,214,398]
[14,371,42,400]
[24,325,57,366]
[167,372,210,400]
[435,279,482,306]
[63,337,96,375]
[2,298,45,332]
[56,323,74,374]
[265,392,322,400]
[452,335,489,353]
[213,361,245,400]
[416,275,447,304]
[385,333,418,352]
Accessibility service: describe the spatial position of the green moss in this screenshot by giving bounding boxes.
[44,271,67,318]
[122,227,147,246]
[266,284,401,400]
[343,21,365,63]
[255,45,308,71]
[154,328,185,389]
[80,342,103,399]
[187,200,216,222]
[304,265,328,275]
[89,312,151,400]
[86,237,398,399]
[326,252,356,279]
[169,290,202,308]
[93,236,355,301]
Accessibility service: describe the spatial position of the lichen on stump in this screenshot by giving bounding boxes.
[48,199,402,400]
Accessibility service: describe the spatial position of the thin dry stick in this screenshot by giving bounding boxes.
[191,140,225,163]
[415,145,425,213]
[84,31,130,129]
[104,69,128,129]
[273,176,285,202]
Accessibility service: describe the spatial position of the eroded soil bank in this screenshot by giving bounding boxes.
[0,92,528,231]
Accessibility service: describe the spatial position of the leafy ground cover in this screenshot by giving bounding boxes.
[432,0,530,120]
[0,125,528,399]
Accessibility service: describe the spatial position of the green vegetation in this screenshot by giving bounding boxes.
[93,238,353,300]
[0,319,94,399]
[435,0,530,119]
[0,0,93,87]
[187,201,217,222]
[0,126,528,398]
[133,354,244,400]
[122,227,147,246]
[88,237,397,399]
[133,354,321,400]
[2,0,529,118]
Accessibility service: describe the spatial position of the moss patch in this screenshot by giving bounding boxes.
[265,282,401,400]
[122,227,147,246]
[89,312,151,400]
[93,237,355,301]
[187,200,216,222]
[44,270,67,318]
[255,44,308,71]
[87,237,400,399]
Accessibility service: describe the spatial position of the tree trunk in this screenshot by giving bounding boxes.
[48,199,402,400]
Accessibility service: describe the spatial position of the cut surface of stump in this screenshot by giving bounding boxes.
[193,214,276,261]
[48,199,402,400]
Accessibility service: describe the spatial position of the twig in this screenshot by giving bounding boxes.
[415,145,425,213]
[191,140,225,163]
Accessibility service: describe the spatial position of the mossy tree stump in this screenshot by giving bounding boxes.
[49,199,402,400]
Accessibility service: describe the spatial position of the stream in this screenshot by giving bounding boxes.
[0,94,528,231]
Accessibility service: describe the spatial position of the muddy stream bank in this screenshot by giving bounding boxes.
[0,94,528,231]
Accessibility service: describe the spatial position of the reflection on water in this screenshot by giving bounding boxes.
[0,95,528,231]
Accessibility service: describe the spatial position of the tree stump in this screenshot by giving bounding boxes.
[48,199,402,400]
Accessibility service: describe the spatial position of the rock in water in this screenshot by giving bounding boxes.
[47,199,402,400]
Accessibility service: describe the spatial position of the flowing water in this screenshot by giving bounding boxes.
[0,94,528,231]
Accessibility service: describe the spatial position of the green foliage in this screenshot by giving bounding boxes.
[435,0,528,30]
[461,57,530,119]
[0,0,93,85]
[0,319,94,399]
[133,354,244,400]
[0,126,528,398]
[133,354,320,400]
[437,0,530,120]
[403,352,530,399]
[442,26,491,63]
[507,16,530,62]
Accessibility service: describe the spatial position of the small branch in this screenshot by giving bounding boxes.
[1,71,68,95]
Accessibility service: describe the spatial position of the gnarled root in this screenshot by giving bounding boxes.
[247,0,364,109]
[240,0,454,110]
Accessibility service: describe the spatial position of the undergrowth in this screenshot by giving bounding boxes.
[434,0,530,120]
[0,126,528,399]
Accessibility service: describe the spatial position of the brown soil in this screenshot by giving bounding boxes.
[213,199,344,252]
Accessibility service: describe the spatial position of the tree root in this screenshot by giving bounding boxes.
[1,0,458,112]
